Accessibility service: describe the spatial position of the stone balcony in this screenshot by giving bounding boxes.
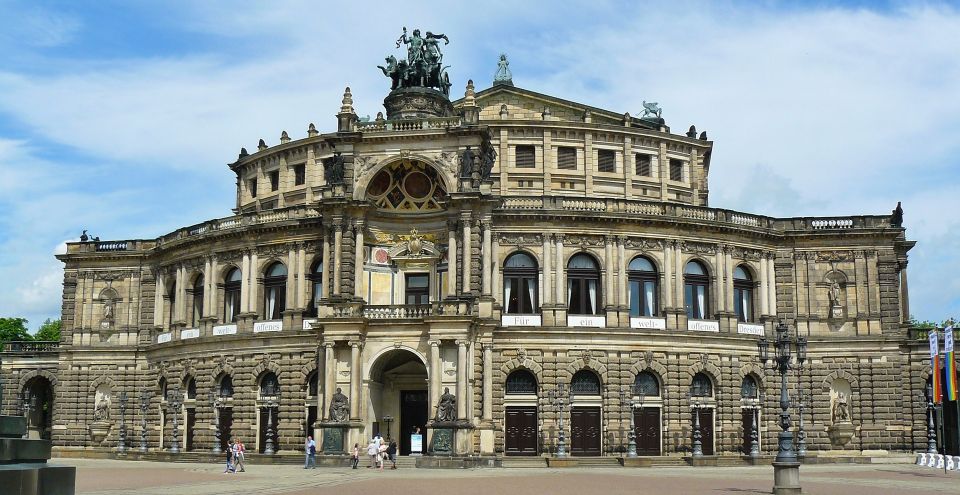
[1,341,60,354]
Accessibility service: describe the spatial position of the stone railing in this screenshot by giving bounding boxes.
[354,116,462,133]
[362,304,434,319]
[497,196,892,233]
[2,341,60,353]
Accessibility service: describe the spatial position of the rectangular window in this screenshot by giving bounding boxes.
[269,171,279,191]
[557,147,577,170]
[249,179,257,198]
[515,145,536,168]
[635,154,651,177]
[294,164,305,186]
[405,273,430,305]
[597,149,615,173]
[669,159,683,182]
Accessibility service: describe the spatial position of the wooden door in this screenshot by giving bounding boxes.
[400,390,428,455]
[693,408,714,455]
[505,406,538,456]
[741,408,755,455]
[570,407,602,456]
[633,407,661,456]
[219,408,233,452]
[185,408,196,451]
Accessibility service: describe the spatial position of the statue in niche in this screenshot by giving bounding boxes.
[93,387,112,422]
[322,152,345,186]
[832,391,851,423]
[479,136,497,181]
[459,146,474,180]
[828,280,844,319]
[435,386,456,422]
[329,387,349,423]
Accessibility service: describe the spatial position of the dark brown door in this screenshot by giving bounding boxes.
[693,408,714,455]
[741,408,755,455]
[400,390,428,455]
[219,408,233,452]
[571,407,601,456]
[633,407,661,456]
[306,405,317,439]
[186,408,195,451]
[505,406,538,455]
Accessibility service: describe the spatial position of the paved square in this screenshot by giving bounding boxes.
[59,459,960,495]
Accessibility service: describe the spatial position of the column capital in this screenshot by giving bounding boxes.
[429,339,440,348]
[348,340,362,348]
[615,234,627,244]
[447,219,459,232]
[455,339,468,348]
[555,234,566,244]
[322,341,335,349]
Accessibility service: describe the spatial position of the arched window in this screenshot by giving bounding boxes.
[307,371,319,398]
[224,268,241,323]
[263,262,287,320]
[628,256,658,317]
[158,377,168,401]
[633,371,661,397]
[186,377,197,400]
[218,375,234,398]
[684,260,710,319]
[503,252,538,315]
[740,375,758,399]
[259,372,280,397]
[191,275,204,326]
[571,369,602,395]
[734,265,754,322]
[505,369,538,395]
[567,254,601,315]
[690,373,713,398]
[307,259,323,317]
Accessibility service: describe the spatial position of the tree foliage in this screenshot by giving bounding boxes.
[0,317,32,343]
[35,319,61,342]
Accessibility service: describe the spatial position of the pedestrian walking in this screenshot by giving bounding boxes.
[377,442,388,471]
[235,439,246,472]
[223,439,235,474]
[387,441,398,469]
[366,439,378,468]
[304,435,317,469]
[351,443,360,469]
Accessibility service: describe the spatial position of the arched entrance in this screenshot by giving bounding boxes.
[22,376,53,440]
[368,348,428,455]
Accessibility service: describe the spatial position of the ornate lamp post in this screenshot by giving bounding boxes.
[750,390,762,458]
[19,390,33,439]
[139,390,151,453]
[758,320,807,495]
[383,415,394,442]
[925,381,938,454]
[168,388,182,454]
[618,386,638,457]
[794,389,807,457]
[547,383,569,457]
[263,390,280,455]
[208,389,222,454]
[688,390,704,458]
[117,391,128,454]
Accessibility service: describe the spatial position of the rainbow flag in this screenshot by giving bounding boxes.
[945,326,957,402]
[930,329,942,404]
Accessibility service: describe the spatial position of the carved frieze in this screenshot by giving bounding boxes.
[566,234,605,248]
[729,246,764,261]
[816,251,854,263]
[497,233,544,246]
[623,238,664,251]
[680,241,717,255]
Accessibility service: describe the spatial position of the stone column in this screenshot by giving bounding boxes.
[492,238,501,303]
[760,255,770,316]
[725,248,734,313]
[674,242,683,308]
[767,255,777,315]
[321,227,331,299]
[663,241,673,309]
[467,340,476,421]
[714,248,725,315]
[447,222,458,297]
[208,258,218,319]
[248,252,259,313]
[349,341,361,420]
[481,218,492,296]
[604,236,614,308]
[175,265,185,322]
[297,245,307,308]
[333,223,343,296]
[482,344,493,421]
[240,251,250,314]
[461,214,472,295]
[429,341,441,413]
[555,235,565,305]
[899,261,910,323]
[323,343,335,420]
[202,258,212,318]
[316,344,326,420]
[456,340,467,420]
[154,273,165,327]
[542,234,552,305]
[617,236,627,308]
[286,245,297,309]
[354,221,365,299]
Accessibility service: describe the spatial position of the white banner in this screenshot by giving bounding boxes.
[157,332,172,344]
[631,317,666,330]
[946,326,955,353]
[253,320,283,333]
[929,329,939,359]
[180,328,200,340]
[212,324,237,336]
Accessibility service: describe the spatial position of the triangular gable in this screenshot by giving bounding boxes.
[453,84,660,130]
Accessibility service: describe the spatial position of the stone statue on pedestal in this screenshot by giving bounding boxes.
[832,392,851,423]
[435,387,456,422]
[329,387,349,423]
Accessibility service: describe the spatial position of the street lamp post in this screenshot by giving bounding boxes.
[925,381,937,454]
[750,390,762,458]
[117,391,128,454]
[168,389,182,454]
[547,383,569,457]
[618,386,637,457]
[208,390,222,454]
[20,390,33,439]
[689,392,704,458]
[758,320,807,495]
[383,415,394,442]
[263,391,280,455]
[139,390,150,453]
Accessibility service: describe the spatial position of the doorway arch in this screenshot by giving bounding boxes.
[21,376,54,440]
[368,348,428,455]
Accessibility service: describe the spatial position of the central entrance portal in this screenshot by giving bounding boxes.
[369,349,428,456]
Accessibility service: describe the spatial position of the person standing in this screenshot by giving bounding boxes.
[366,439,378,468]
[223,439,235,474]
[387,441,398,470]
[304,435,317,469]
[234,439,246,473]
[352,443,360,469]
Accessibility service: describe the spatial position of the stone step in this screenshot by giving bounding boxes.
[573,456,622,467]
[501,457,548,468]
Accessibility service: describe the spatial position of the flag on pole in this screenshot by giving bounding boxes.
[945,326,957,402]
[930,329,942,404]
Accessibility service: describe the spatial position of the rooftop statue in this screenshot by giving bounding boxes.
[494,54,513,86]
[379,27,452,96]
[641,100,662,119]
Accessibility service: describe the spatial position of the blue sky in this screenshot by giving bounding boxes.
[0,0,958,330]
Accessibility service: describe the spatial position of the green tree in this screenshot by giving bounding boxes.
[35,319,61,342]
[0,317,32,343]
